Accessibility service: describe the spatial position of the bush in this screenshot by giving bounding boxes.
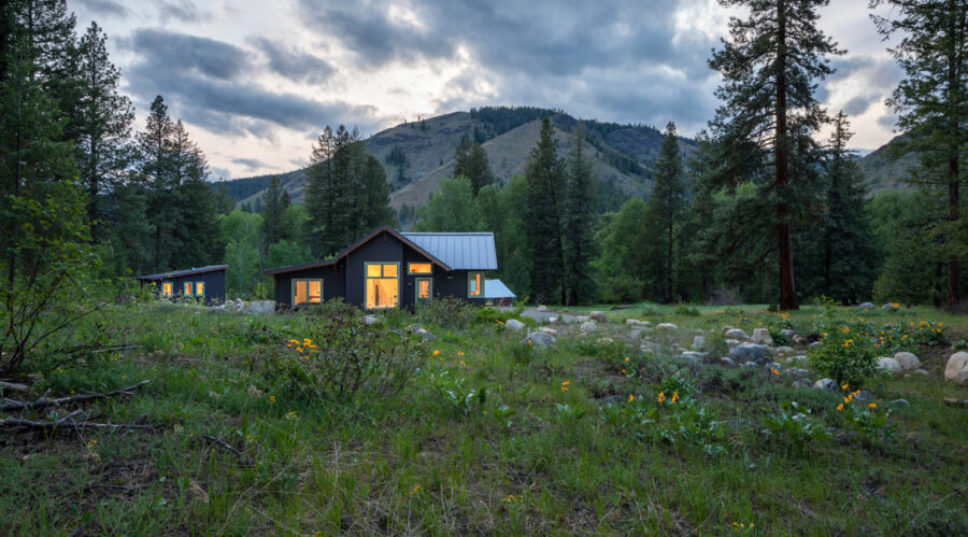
[416,297,477,329]
[674,304,700,316]
[810,299,878,386]
[267,306,420,403]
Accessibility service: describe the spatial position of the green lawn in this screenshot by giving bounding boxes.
[2,301,967,536]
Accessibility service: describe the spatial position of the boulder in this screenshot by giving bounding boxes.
[881,303,898,310]
[721,325,735,335]
[813,378,838,390]
[241,300,275,314]
[792,378,814,389]
[786,355,809,366]
[539,327,558,337]
[891,399,910,407]
[627,328,644,340]
[876,356,902,374]
[785,368,811,378]
[679,351,705,364]
[752,328,774,346]
[415,328,437,341]
[505,319,526,331]
[773,346,795,359]
[858,302,875,309]
[580,321,597,333]
[521,331,556,349]
[693,336,706,351]
[726,339,740,349]
[656,323,679,332]
[720,357,735,366]
[780,329,796,339]
[589,311,607,323]
[537,305,548,311]
[944,352,968,384]
[809,341,821,349]
[894,351,920,371]
[626,319,651,327]
[363,315,380,325]
[727,343,773,365]
[724,328,750,341]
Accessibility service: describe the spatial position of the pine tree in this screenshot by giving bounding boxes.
[642,122,685,302]
[525,117,565,304]
[561,122,595,305]
[262,176,287,252]
[872,0,968,307]
[453,136,494,195]
[709,0,842,310]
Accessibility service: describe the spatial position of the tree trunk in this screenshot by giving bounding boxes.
[775,0,798,310]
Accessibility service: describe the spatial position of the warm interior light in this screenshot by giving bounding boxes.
[409,263,432,274]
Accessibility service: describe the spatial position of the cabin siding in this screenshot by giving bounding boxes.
[272,263,344,308]
[150,270,226,305]
[345,232,403,307]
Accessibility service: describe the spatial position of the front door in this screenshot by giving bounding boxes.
[415,277,432,306]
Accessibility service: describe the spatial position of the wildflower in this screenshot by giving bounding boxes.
[560,380,570,391]
[671,391,679,403]
[285,411,298,420]
[868,403,877,409]
[459,360,466,366]
[841,382,849,391]
[836,403,844,411]
[410,484,421,495]
[87,439,98,448]
[624,356,630,363]
[621,369,626,374]
[269,395,276,403]
[296,346,303,353]
[657,391,666,403]
[770,367,780,376]
[628,394,635,402]
[458,351,465,358]
[303,338,311,346]
[433,349,440,356]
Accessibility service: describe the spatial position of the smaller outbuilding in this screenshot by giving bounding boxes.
[136,265,228,305]
[483,279,516,307]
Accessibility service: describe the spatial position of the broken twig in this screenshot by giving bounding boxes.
[0,380,149,412]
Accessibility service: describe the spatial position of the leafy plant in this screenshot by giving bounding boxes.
[425,370,486,417]
[810,298,879,386]
[762,401,831,452]
[416,297,477,329]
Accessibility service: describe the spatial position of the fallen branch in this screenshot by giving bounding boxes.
[0,380,149,412]
[0,381,30,393]
[198,434,253,467]
[943,397,968,407]
[0,410,160,432]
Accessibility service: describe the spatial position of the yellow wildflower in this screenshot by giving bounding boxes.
[433,349,440,356]
[410,484,421,495]
[657,391,666,403]
[868,403,877,409]
[671,391,679,403]
[269,395,276,403]
[770,368,780,376]
[841,382,849,390]
[624,356,630,363]
[628,394,635,402]
[836,403,844,411]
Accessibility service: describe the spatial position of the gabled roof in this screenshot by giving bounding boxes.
[263,226,453,276]
[484,279,516,299]
[401,232,498,270]
[136,264,229,281]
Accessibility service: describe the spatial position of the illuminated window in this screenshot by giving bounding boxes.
[408,263,432,274]
[365,263,399,309]
[195,282,205,297]
[183,282,193,297]
[468,272,484,297]
[416,278,432,301]
[162,282,173,298]
[293,279,322,306]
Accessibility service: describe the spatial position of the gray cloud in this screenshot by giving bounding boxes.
[249,38,335,84]
[842,93,881,116]
[128,29,248,80]
[232,157,272,170]
[73,0,129,18]
[156,0,209,23]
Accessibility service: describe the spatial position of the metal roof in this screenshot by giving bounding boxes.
[136,264,229,281]
[484,279,516,299]
[401,232,498,270]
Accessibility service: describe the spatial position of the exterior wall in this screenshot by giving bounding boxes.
[436,269,488,306]
[272,262,345,309]
[344,230,404,307]
[150,270,226,305]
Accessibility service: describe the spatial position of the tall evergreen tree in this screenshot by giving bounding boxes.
[642,122,685,302]
[561,122,596,305]
[261,176,288,252]
[709,0,842,310]
[453,135,494,195]
[525,117,565,304]
[871,0,968,307]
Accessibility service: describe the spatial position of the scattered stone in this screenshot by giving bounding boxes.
[767,362,785,371]
[597,337,615,345]
[877,356,902,374]
[362,315,380,326]
[589,311,607,323]
[725,328,750,341]
[539,326,558,337]
[626,319,651,326]
[720,357,735,366]
[547,316,559,324]
[780,329,796,339]
[792,378,814,389]
[944,351,968,384]
[504,319,526,331]
[728,343,773,365]
[656,323,679,332]
[785,368,811,378]
[858,302,875,309]
[627,328,644,340]
[721,325,736,334]
[693,336,706,351]
[881,303,898,310]
[786,355,809,366]
[680,351,706,360]
[773,346,795,359]
[537,305,548,311]
[641,342,662,355]
[743,361,759,368]
[580,321,597,333]
[752,328,774,346]
[853,390,873,402]
[240,300,275,314]
[915,369,929,376]
[726,338,740,349]
[809,341,821,349]
[521,331,556,349]
[813,378,838,390]
[415,328,437,341]
[891,399,909,407]
[894,351,920,371]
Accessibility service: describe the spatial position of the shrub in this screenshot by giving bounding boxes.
[810,299,878,386]
[267,306,420,403]
[762,401,831,452]
[416,297,477,329]
[674,304,700,316]
[424,370,486,417]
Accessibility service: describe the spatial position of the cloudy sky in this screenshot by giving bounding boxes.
[69,0,904,181]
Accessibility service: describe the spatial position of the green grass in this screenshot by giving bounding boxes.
[2,302,968,536]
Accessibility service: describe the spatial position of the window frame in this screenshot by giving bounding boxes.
[291,278,323,307]
[161,282,173,298]
[415,277,433,304]
[364,262,400,310]
[468,272,484,297]
[407,262,433,275]
[195,281,205,299]
[183,281,194,297]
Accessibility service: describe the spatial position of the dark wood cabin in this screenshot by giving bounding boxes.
[264,226,498,311]
[135,265,228,305]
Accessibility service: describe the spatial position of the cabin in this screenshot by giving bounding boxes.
[135,265,229,305]
[264,226,498,310]
[483,279,516,307]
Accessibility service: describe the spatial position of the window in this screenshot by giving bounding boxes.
[365,263,399,309]
[416,278,432,301]
[195,282,205,298]
[183,282,193,297]
[162,282,173,298]
[293,279,322,306]
[408,263,432,274]
[468,272,484,297]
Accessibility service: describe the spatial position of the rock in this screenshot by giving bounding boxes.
[751,328,774,346]
[785,368,811,378]
[589,311,607,323]
[853,390,873,402]
[720,357,735,366]
[539,327,558,337]
[809,341,821,349]
[881,303,898,310]
[876,356,902,374]
[546,316,559,324]
[767,362,785,371]
[780,329,796,339]
[575,315,590,322]
[505,319,526,331]
[537,305,548,311]
[679,352,704,364]
[415,328,437,341]
[721,325,735,334]
[626,319,651,326]
[727,343,773,365]
[786,355,809,366]
[894,351,920,371]
[521,331,556,349]
[944,351,968,384]
[743,361,759,368]
[597,337,615,345]
[656,323,679,332]
[627,328,644,340]
[579,321,597,333]
[891,399,909,407]
[363,315,380,325]
[724,328,750,341]
[693,336,706,351]
[792,378,814,389]
[241,300,275,314]
[858,302,875,309]
[641,342,662,355]
[726,339,740,349]
[813,378,838,390]
[915,369,929,376]
[773,346,795,359]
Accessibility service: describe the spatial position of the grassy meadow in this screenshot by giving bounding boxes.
[2,301,968,536]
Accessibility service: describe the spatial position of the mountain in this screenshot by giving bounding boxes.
[225,107,697,212]
[856,134,919,191]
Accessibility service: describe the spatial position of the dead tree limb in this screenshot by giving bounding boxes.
[0,381,30,393]
[198,434,253,467]
[0,380,149,412]
[0,411,160,432]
